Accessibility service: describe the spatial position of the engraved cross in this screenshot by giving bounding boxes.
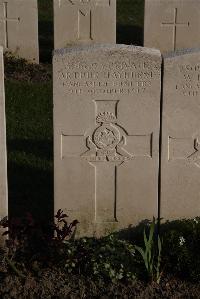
[0,2,20,48]
[66,0,111,41]
[161,8,189,51]
[169,136,200,168]
[61,100,152,223]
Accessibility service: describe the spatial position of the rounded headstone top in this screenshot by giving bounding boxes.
[164,48,200,59]
[53,44,161,57]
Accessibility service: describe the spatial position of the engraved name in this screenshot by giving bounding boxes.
[58,59,160,95]
[176,63,200,96]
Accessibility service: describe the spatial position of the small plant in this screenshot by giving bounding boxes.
[89,235,137,283]
[135,218,162,283]
[161,217,200,281]
[0,210,79,278]
[62,235,137,283]
[53,209,79,242]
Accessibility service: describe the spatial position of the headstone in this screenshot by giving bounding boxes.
[0,46,8,242]
[161,48,200,220]
[53,45,161,236]
[0,0,39,63]
[144,0,200,53]
[54,0,116,49]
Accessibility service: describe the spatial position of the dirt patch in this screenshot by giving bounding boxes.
[4,53,52,83]
[0,268,200,299]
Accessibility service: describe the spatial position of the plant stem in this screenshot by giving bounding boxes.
[5,256,26,279]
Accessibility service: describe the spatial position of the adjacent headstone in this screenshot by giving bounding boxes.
[53,45,161,236]
[0,46,8,242]
[54,0,116,49]
[161,49,200,220]
[0,0,39,63]
[144,0,200,53]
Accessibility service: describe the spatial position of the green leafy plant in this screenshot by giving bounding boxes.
[63,235,137,283]
[135,218,162,283]
[89,235,137,283]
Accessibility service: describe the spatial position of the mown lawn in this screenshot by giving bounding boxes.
[117,0,144,45]
[6,0,144,221]
[6,81,53,221]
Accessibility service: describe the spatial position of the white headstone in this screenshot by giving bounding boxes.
[0,46,8,241]
[144,0,200,53]
[54,0,116,49]
[161,48,200,220]
[53,45,161,237]
[0,0,39,63]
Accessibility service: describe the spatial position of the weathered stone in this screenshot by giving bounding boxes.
[54,0,116,49]
[144,0,200,53]
[0,0,39,63]
[161,48,200,220]
[53,45,161,236]
[0,46,8,242]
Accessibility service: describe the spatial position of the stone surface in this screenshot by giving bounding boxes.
[144,0,200,53]
[54,0,116,49]
[0,46,8,242]
[53,45,161,236]
[161,48,200,220]
[0,0,39,63]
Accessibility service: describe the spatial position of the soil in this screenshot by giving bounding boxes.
[4,53,52,83]
[0,268,200,299]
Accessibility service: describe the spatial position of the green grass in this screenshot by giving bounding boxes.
[117,0,144,45]
[117,0,144,27]
[38,0,53,22]
[38,0,53,63]
[6,81,53,221]
[6,0,144,221]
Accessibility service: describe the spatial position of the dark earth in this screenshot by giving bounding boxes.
[1,267,200,299]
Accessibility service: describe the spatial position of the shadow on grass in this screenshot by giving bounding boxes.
[117,24,143,46]
[38,0,53,63]
[8,161,53,224]
[7,139,53,161]
[39,20,54,64]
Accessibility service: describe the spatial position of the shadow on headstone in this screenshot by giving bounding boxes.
[112,219,152,245]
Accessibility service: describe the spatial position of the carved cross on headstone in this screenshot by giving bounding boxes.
[65,0,111,41]
[169,136,200,168]
[161,8,190,51]
[187,138,200,166]
[0,2,20,48]
[62,100,152,223]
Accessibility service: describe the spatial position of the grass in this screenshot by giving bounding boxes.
[6,81,53,221]
[38,0,53,62]
[6,0,144,221]
[117,0,144,26]
[38,0,53,22]
[117,0,144,45]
